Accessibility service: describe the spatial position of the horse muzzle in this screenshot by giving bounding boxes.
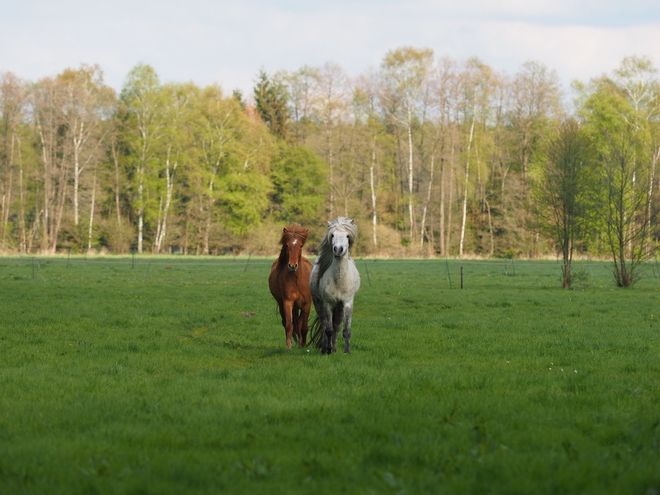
[287,263,299,272]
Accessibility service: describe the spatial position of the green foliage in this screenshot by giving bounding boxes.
[120,64,160,103]
[380,46,434,99]
[2,53,659,259]
[254,70,290,141]
[1,258,659,494]
[119,71,279,249]
[118,64,166,251]
[270,142,329,224]
[531,119,595,288]
[186,85,277,241]
[221,170,273,237]
[579,68,659,286]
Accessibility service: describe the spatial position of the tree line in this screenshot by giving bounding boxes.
[1,48,659,284]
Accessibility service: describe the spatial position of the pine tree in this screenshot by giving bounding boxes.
[253,70,289,141]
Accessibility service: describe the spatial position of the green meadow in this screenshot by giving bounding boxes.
[0,256,658,494]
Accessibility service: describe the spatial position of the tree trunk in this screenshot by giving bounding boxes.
[154,196,164,253]
[325,128,335,219]
[420,154,435,248]
[485,198,494,257]
[1,132,15,247]
[407,119,414,240]
[18,140,27,253]
[51,159,68,253]
[646,147,659,255]
[154,147,177,254]
[137,164,144,253]
[87,167,97,251]
[370,162,378,250]
[459,110,476,257]
[203,166,218,255]
[73,128,81,226]
[439,158,446,256]
[111,140,123,249]
[37,120,51,251]
[446,153,455,255]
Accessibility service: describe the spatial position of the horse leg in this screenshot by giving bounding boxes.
[342,304,354,354]
[321,306,334,355]
[299,304,310,348]
[282,300,295,349]
[331,304,343,354]
[278,304,287,328]
[292,306,300,346]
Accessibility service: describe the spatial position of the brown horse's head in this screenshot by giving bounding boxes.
[279,225,309,272]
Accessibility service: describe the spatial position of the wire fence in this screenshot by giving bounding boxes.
[2,254,659,290]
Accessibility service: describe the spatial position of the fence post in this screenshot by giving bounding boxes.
[143,260,152,283]
[362,259,371,287]
[446,259,453,289]
[460,266,464,289]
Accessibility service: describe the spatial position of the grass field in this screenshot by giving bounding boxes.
[0,256,659,494]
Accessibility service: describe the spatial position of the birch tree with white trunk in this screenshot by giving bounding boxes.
[379,46,434,242]
[120,64,165,253]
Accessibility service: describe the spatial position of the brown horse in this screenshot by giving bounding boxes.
[268,225,313,349]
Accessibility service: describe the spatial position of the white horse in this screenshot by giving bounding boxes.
[309,217,361,354]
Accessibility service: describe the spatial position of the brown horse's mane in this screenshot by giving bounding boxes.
[312,217,358,286]
[277,225,309,269]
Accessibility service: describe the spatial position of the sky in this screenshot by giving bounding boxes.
[1,0,659,98]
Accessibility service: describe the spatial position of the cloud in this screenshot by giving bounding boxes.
[466,21,660,84]
[0,0,658,97]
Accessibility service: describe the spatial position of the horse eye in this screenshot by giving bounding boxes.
[331,234,334,238]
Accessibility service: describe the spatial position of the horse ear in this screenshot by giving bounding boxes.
[350,218,355,225]
[283,227,288,233]
[327,221,332,227]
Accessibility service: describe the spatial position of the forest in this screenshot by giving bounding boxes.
[1,48,659,276]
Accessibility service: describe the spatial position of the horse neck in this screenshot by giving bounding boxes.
[330,251,352,279]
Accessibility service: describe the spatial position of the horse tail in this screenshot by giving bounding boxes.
[308,314,323,348]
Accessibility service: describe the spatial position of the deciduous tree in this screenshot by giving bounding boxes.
[380,46,434,241]
[581,71,658,286]
[119,64,165,253]
[58,65,114,235]
[0,72,29,250]
[532,119,593,288]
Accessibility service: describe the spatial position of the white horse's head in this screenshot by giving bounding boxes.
[331,229,351,258]
[327,217,357,259]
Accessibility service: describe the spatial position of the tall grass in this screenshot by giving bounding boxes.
[0,257,658,494]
